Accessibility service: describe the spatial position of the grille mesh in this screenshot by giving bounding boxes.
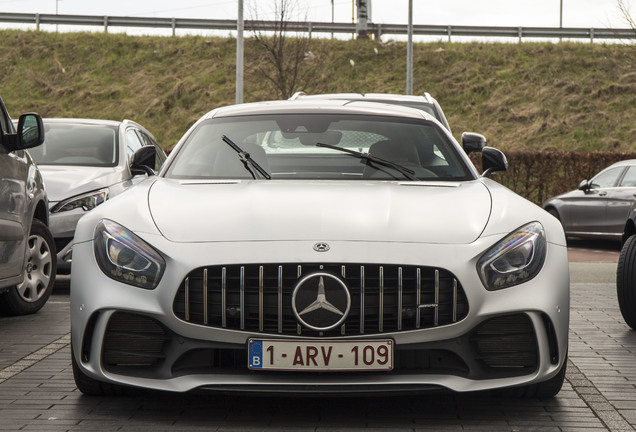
[173,263,468,337]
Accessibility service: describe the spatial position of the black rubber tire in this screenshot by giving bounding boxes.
[71,345,139,396]
[617,235,636,329]
[0,219,57,315]
[498,355,567,398]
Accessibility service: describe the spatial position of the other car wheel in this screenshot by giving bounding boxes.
[617,235,636,329]
[0,219,56,315]
[0,97,54,316]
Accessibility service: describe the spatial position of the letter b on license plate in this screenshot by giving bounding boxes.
[248,339,393,371]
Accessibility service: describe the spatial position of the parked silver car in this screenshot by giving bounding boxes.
[543,159,636,242]
[70,100,569,397]
[27,119,167,272]
[290,92,452,132]
[0,99,56,315]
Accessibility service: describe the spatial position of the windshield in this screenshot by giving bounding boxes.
[165,114,472,181]
[29,123,118,167]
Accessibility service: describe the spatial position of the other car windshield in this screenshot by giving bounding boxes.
[166,114,471,181]
[28,123,117,166]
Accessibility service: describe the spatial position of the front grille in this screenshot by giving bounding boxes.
[173,263,468,336]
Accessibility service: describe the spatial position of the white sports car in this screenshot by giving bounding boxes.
[70,100,570,397]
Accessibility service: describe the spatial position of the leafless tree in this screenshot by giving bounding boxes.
[247,0,320,99]
[617,0,636,30]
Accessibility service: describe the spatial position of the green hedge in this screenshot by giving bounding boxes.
[474,151,636,206]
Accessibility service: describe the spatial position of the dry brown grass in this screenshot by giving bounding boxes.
[0,30,634,152]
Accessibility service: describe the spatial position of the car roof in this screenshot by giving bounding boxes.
[290,92,437,103]
[41,118,154,137]
[42,118,123,127]
[204,99,439,122]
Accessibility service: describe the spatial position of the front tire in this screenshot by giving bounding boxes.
[499,355,567,398]
[617,235,636,329]
[72,346,140,396]
[0,219,57,315]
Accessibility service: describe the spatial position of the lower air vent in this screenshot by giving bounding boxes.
[102,312,170,370]
[471,314,538,371]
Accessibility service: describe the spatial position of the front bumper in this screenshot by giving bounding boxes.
[70,237,569,394]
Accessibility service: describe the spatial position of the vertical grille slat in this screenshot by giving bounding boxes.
[277,265,283,334]
[221,267,226,327]
[240,266,245,330]
[203,269,208,325]
[379,266,384,333]
[185,277,190,321]
[453,278,458,323]
[434,269,439,327]
[416,268,421,329]
[360,266,365,334]
[258,266,264,332]
[398,267,403,331]
[174,263,468,336]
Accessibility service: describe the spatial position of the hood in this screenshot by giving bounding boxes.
[38,165,126,203]
[148,179,492,244]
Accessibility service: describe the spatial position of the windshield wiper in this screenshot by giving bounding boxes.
[316,142,419,181]
[222,135,271,179]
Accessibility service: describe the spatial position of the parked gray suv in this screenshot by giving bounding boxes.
[0,97,56,315]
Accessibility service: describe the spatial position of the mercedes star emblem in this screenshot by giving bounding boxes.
[313,242,330,252]
[291,272,351,331]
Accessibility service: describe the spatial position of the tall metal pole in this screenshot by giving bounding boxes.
[56,0,61,32]
[406,0,413,95]
[331,0,334,39]
[236,0,244,104]
[559,0,563,42]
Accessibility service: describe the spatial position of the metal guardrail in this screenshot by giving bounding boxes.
[0,12,635,42]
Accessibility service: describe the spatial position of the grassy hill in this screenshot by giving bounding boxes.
[0,29,634,152]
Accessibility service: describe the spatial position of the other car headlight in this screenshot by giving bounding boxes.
[93,219,165,289]
[52,188,109,213]
[477,222,547,291]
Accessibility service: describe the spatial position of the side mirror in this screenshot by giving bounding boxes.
[461,132,486,154]
[130,146,157,176]
[578,180,591,192]
[482,147,508,178]
[4,113,45,151]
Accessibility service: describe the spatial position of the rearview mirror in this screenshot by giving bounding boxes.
[130,146,157,176]
[461,132,487,154]
[4,113,45,151]
[481,147,508,178]
[578,180,591,191]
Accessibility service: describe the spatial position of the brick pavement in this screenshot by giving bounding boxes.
[0,261,635,431]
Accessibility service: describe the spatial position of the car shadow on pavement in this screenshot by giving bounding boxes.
[66,389,580,430]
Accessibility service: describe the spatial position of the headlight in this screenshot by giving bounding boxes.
[52,188,108,213]
[477,222,547,291]
[93,219,165,289]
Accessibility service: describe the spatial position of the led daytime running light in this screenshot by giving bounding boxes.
[478,222,546,291]
[93,219,165,289]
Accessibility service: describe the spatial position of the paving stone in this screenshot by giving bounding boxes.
[2,264,636,431]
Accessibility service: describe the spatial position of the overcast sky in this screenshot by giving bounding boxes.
[0,0,633,38]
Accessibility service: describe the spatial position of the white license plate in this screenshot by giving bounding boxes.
[248,339,393,371]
